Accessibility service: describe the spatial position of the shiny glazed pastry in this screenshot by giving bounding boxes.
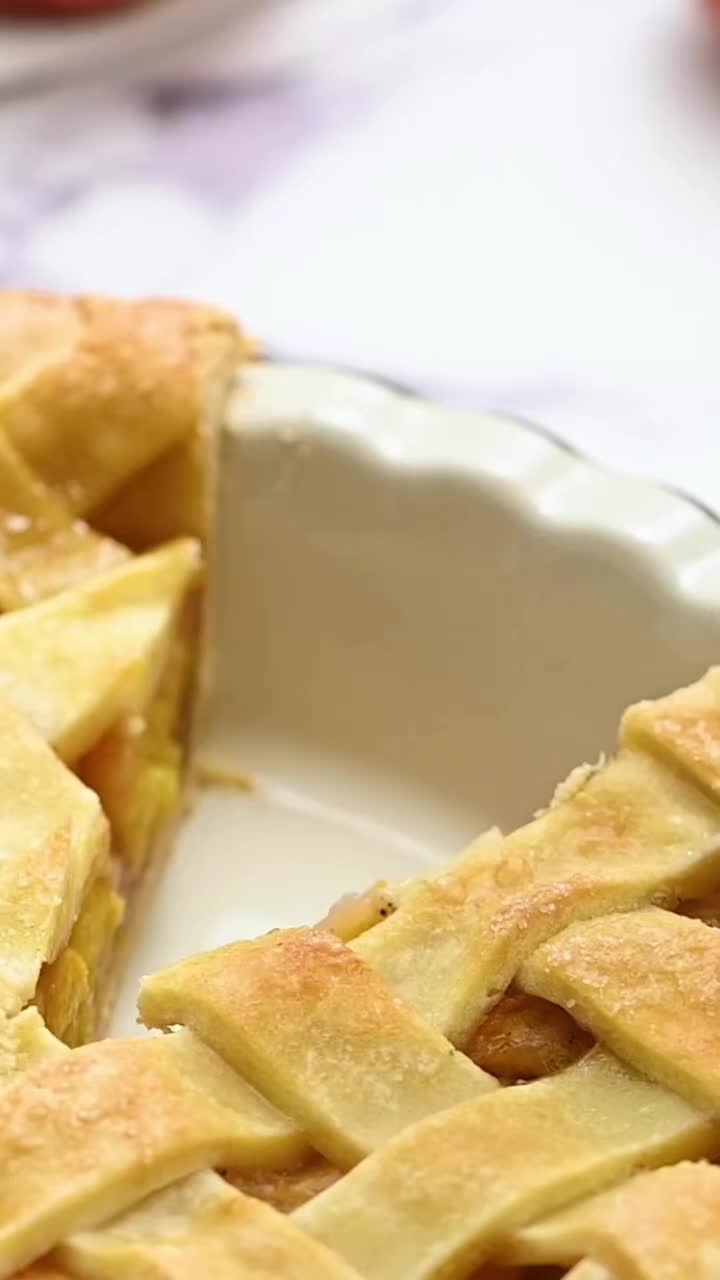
[1,289,720,1279]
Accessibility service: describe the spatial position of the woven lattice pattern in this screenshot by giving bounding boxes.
[0,291,718,1279]
[2,666,720,1278]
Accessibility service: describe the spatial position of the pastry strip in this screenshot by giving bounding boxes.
[505,1182,618,1267]
[0,1030,305,1279]
[568,1162,720,1280]
[140,927,496,1170]
[622,665,720,803]
[295,1049,713,1280]
[0,1017,347,1280]
[0,702,108,1015]
[354,750,720,1044]
[0,539,200,762]
[0,433,127,611]
[59,1172,361,1280]
[520,907,720,1115]
[0,293,241,518]
[0,1008,68,1086]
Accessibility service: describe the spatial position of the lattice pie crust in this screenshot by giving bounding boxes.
[0,292,719,1279]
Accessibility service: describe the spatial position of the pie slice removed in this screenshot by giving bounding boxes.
[2,289,720,1279]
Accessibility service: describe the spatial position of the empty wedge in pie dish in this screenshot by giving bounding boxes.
[2,288,720,1278]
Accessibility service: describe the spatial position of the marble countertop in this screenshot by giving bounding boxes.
[1,0,719,510]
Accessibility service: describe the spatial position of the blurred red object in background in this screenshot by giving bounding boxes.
[0,0,141,14]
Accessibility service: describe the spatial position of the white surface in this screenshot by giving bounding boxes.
[4,0,719,510]
[195,0,720,504]
[113,364,720,1035]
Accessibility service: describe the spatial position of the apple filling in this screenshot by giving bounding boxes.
[36,876,124,1048]
[77,611,194,878]
[34,610,198,1047]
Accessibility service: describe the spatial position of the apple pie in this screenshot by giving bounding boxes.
[1,290,720,1279]
[0,289,245,1046]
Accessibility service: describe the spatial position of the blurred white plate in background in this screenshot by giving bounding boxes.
[0,0,411,95]
[0,0,250,95]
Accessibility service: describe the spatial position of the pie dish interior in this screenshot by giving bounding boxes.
[2,292,720,1279]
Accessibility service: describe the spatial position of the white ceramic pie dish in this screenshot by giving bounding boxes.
[113,363,720,1034]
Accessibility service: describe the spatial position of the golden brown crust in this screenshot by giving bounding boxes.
[0,432,128,610]
[352,750,720,1048]
[0,1030,306,1277]
[58,1170,361,1280]
[90,306,244,548]
[583,1162,720,1279]
[7,314,720,1280]
[0,1009,68,1089]
[295,1049,713,1280]
[0,289,243,600]
[622,666,720,802]
[0,289,234,1067]
[0,538,201,763]
[0,291,243,520]
[519,907,720,1115]
[504,1181,609,1268]
[0,700,108,1017]
[140,928,495,1170]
